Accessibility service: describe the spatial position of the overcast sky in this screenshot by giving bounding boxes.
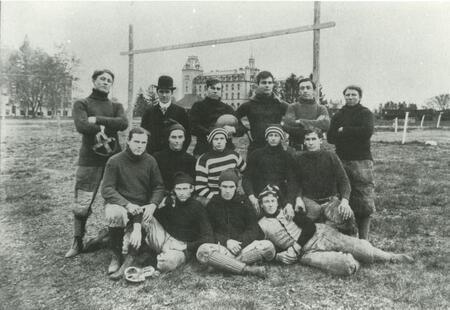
[3,1,450,110]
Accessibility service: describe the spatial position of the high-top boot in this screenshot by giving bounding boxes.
[84,227,110,253]
[65,216,87,258]
[107,227,124,275]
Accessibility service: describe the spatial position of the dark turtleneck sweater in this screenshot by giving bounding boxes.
[155,197,214,254]
[189,97,246,156]
[72,88,128,166]
[101,147,165,208]
[206,193,264,248]
[282,98,330,149]
[295,150,351,200]
[243,144,297,205]
[140,102,191,154]
[236,93,288,150]
[153,147,196,191]
[327,103,374,161]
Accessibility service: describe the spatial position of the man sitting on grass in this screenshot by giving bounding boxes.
[195,127,246,205]
[294,128,357,235]
[101,127,165,280]
[196,169,275,278]
[257,185,414,276]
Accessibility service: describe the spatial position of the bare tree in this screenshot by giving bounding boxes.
[427,93,450,111]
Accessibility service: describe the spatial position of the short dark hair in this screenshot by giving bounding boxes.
[206,78,221,88]
[256,71,274,84]
[127,127,148,141]
[343,85,363,98]
[304,127,323,139]
[298,78,316,90]
[92,69,115,82]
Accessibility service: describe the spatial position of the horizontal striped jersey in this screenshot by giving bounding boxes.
[195,149,246,199]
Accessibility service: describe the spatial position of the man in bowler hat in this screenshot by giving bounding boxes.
[141,75,191,154]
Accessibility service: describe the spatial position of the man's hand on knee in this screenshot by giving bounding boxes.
[226,239,242,255]
[126,203,143,216]
[143,203,157,222]
[275,248,297,265]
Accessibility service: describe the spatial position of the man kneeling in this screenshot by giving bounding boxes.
[257,185,413,276]
[196,169,276,278]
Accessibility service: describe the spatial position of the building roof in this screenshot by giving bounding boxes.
[176,94,202,110]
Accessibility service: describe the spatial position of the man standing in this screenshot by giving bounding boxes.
[153,123,196,192]
[282,78,330,151]
[65,69,128,258]
[294,128,357,236]
[236,71,289,154]
[190,78,246,156]
[141,75,191,154]
[196,169,275,278]
[101,127,165,279]
[327,85,375,240]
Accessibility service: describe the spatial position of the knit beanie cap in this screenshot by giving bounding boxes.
[173,171,194,186]
[207,127,228,144]
[258,184,280,201]
[265,124,285,141]
[218,168,240,185]
[168,122,186,134]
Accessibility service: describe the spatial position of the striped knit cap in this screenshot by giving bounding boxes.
[258,184,280,201]
[207,127,228,144]
[265,124,285,140]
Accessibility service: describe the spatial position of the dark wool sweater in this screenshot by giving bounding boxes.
[155,197,214,254]
[206,194,264,248]
[236,94,288,150]
[190,97,247,155]
[153,148,196,191]
[101,148,165,207]
[295,150,351,200]
[327,104,374,161]
[72,89,128,166]
[243,144,297,205]
[283,99,330,149]
[140,103,191,154]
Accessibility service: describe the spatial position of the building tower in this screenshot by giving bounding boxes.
[181,56,203,96]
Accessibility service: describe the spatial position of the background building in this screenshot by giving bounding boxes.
[180,55,260,109]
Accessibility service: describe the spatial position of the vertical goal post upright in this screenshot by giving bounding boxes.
[120,2,335,127]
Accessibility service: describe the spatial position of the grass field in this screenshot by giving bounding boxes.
[1,119,449,309]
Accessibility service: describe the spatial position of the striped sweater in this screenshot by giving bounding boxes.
[195,148,246,199]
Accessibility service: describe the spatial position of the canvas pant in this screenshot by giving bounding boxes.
[72,166,104,238]
[196,240,275,273]
[300,224,397,276]
[303,196,358,236]
[133,217,188,272]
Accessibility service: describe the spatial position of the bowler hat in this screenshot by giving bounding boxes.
[156,75,176,90]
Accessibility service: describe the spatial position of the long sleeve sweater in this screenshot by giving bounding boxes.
[295,150,351,200]
[206,194,264,248]
[236,94,288,149]
[327,104,374,161]
[155,197,214,254]
[72,89,128,166]
[140,103,191,154]
[195,148,246,199]
[101,148,165,208]
[242,144,297,205]
[283,99,330,149]
[153,148,196,191]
